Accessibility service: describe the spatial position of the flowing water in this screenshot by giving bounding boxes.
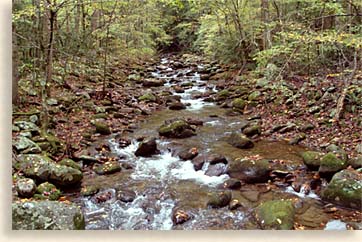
[76,56,356,230]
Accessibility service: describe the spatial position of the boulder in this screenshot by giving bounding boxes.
[319,153,347,175]
[12,201,85,230]
[94,160,122,175]
[59,158,82,171]
[227,157,271,183]
[15,154,83,186]
[207,191,232,208]
[134,138,159,157]
[321,169,362,209]
[227,133,254,149]
[158,119,196,138]
[178,147,198,160]
[35,182,61,200]
[13,136,41,154]
[168,101,186,110]
[117,189,137,203]
[143,78,165,87]
[223,179,242,189]
[93,121,111,135]
[191,156,205,171]
[208,154,228,165]
[80,185,99,196]
[255,200,295,230]
[138,92,157,102]
[231,98,246,110]
[248,91,261,101]
[205,163,227,177]
[300,151,324,169]
[242,124,261,137]
[348,156,362,169]
[16,178,37,198]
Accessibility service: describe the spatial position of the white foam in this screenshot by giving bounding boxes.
[205,120,221,126]
[324,220,347,230]
[285,186,320,199]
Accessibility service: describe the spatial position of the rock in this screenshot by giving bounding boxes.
[248,91,261,101]
[242,124,261,137]
[172,209,193,225]
[16,154,83,186]
[240,190,260,202]
[216,90,230,101]
[14,120,39,131]
[168,101,186,110]
[138,92,157,102]
[348,156,362,169]
[29,115,39,124]
[227,157,271,183]
[207,191,232,208]
[255,200,295,230]
[173,86,185,93]
[12,201,85,230]
[16,178,37,198]
[186,118,204,126]
[223,179,242,189]
[300,151,324,169]
[93,121,111,135]
[117,189,136,203]
[59,158,82,171]
[94,160,121,175]
[326,144,348,161]
[321,169,362,209]
[128,73,142,82]
[356,144,362,154]
[143,78,165,87]
[299,123,315,132]
[93,189,116,203]
[13,136,41,154]
[178,147,198,160]
[46,98,58,106]
[231,98,246,110]
[227,133,254,149]
[278,123,296,133]
[158,119,196,138]
[35,182,61,200]
[208,154,228,165]
[80,185,99,196]
[229,199,242,210]
[134,138,159,157]
[308,106,321,114]
[191,156,205,171]
[205,163,227,177]
[288,133,306,145]
[319,153,347,175]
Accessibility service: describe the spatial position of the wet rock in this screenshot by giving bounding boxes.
[191,156,205,171]
[117,189,136,203]
[35,182,61,200]
[13,136,41,154]
[321,169,362,209]
[59,158,82,171]
[158,119,196,138]
[94,160,121,175]
[128,73,142,82]
[227,133,254,149]
[205,163,227,177]
[168,101,186,110]
[135,138,159,157]
[319,153,347,175]
[216,90,230,101]
[93,121,111,135]
[80,185,99,196]
[172,209,193,225]
[208,154,228,165]
[240,190,260,202]
[207,191,232,208]
[255,200,295,230]
[173,86,185,93]
[178,147,198,160]
[348,156,362,169]
[138,92,157,102]
[93,189,116,204]
[248,91,261,101]
[300,151,324,169]
[16,178,37,198]
[143,78,165,87]
[16,154,83,186]
[228,157,271,183]
[223,179,242,189]
[288,133,306,145]
[229,199,242,210]
[242,124,261,137]
[231,98,246,110]
[12,201,85,230]
[186,118,204,126]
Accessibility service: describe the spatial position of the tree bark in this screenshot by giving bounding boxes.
[12,24,19,105]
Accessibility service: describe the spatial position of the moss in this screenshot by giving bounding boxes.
[93,121,111,135]
[159,120,188,135]
[248,91,261,101]
[36,182,61,200]
[81,185,99,196]
[94,160,121,175]
[207,191,232,208]
[93,113,108,119]
[319,152,347,174]
[300,151,324,169]
[232,98,246,110]
[255,200,295,230]
[138,93,157,102]
[228,157,270,183]
[59,158,82,171]
[216,90,230,100]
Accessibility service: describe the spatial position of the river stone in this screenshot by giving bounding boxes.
[227,133,254,149]
[321,169,362,209]
[117,189,137,203]
[178,147,198,160]
[143,78,165,87]
[242,124,261,137]
[207,191,232,208]
[191,156,205,171]
[319,153,347,175]
[248,91,261,101]
[168,101,186,110]
[35,182,61,200]
[172,208,193,225]
[326,144,348,161]
[227,157,271,183]
[229,199,242,210]
[94,160,121,175]
[13,136,41,154]
[255,200,295,230]
[223,179,242,189]
[12,201,85,230]
[205,163,227,177]
[138,92,156,102]
[348,156,362,169]
[15,154,83,186]
[158,119,196,138]
[59,158,82,171]
[300,151,324,169]
[80,185,99,196]
[93,121,111,135]
[135,138,159,157]
[16,178,37,198]
[216,90,230,101]
[14,120,39,131]
[231,98,246,110]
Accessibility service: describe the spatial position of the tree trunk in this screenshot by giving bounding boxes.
[261,0,271,50]
[12,24,19,105]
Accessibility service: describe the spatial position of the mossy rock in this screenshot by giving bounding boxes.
[227,157,271,183]
[138,92,157,102]
[348,156,362,169]
[35,182,61,201]
[207,191,232,208]
[227,132,254,149]
[231,98,246,110]
[216,90,230,100]
[243,124,261,137]
[319,153,347,174]
[59,158,82,171]
[93,113,108,119]
[300,151,324,169]
[158,119,196,138]
[94,160,121,175]
[128,73,142,82]
[321,169,362,209]
[255,200,295,230]
[248,91,262,101]
[81,185,99,196]
[93,121,111,135]
[12,201,85,230]
[13,136,42,154]
[16,178,37,198]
